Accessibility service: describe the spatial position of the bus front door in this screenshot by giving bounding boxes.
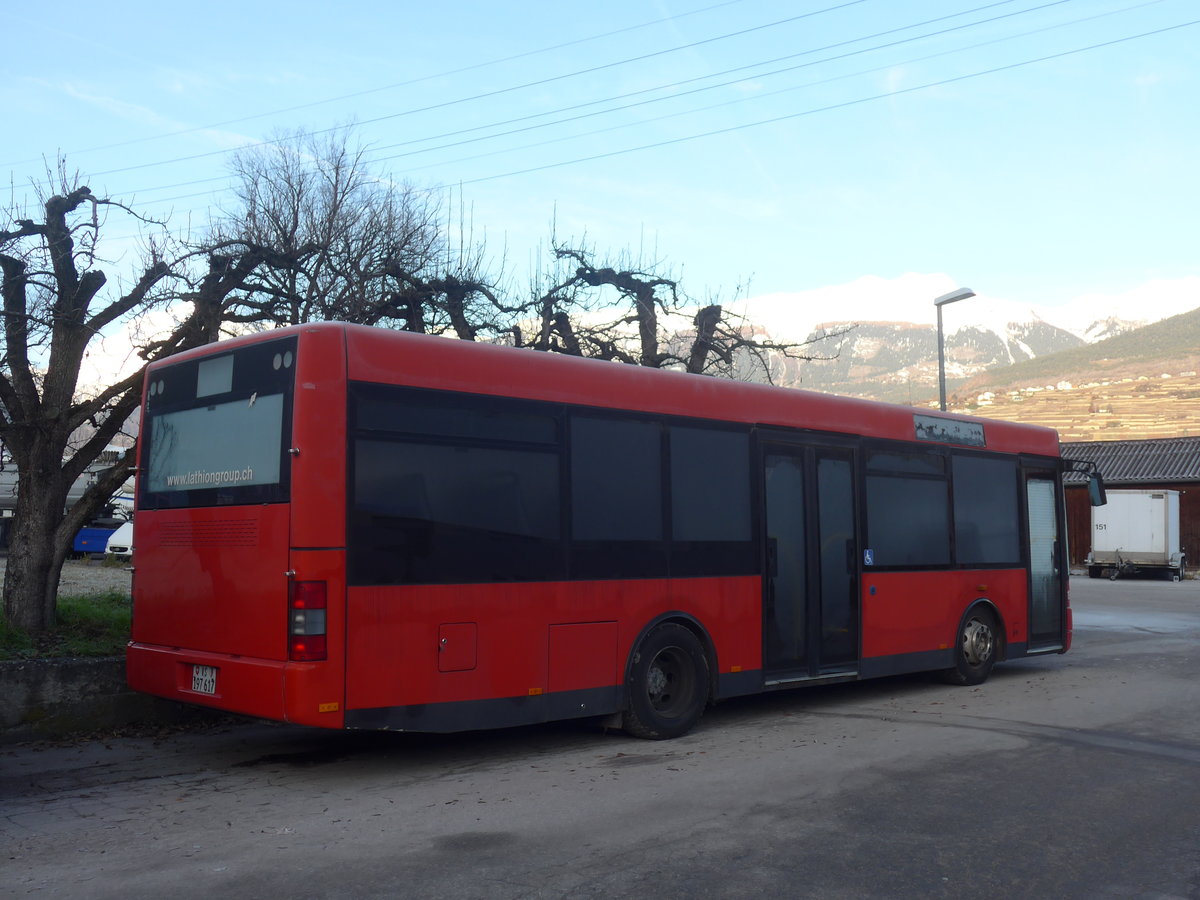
[1026,472,1065,649]
[762,444,859,679]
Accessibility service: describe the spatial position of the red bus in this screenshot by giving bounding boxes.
[127,322,1074,739]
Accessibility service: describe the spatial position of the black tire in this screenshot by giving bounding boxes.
[938,607,999,686]
[1088,566,1102,579]
[622,623,709,740]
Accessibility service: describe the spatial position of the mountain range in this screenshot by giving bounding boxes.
[770,302,1200,406]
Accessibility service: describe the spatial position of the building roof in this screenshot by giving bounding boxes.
[1061,437,1200,485]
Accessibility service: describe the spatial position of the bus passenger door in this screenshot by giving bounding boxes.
[762,444,859,678]
[1026,472,1065,649]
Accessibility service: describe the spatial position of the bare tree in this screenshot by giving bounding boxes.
[0,176,177,632]
[222,129,484,331]
[221,130,832,375]
[377,197,523,340]
[0,171,306,634]
[525,242,845,381]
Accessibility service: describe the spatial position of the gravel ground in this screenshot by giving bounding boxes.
[57,559,133,596]
[0,558,133,597]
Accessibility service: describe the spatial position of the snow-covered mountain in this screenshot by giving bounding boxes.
[735,274,1200,400]
[789,316,1093,396]
[1081,315,1145,343]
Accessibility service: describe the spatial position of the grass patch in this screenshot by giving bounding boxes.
[0,590,131,660]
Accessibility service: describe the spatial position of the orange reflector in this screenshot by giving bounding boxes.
[730,665,743,673]
[528,687,544,696]
[318,702,340,713]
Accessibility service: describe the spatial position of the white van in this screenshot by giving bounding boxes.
[106,521,134,558]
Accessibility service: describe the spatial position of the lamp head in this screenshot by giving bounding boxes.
[934,287,976,306]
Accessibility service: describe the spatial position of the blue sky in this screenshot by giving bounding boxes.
[5,0,1199,345]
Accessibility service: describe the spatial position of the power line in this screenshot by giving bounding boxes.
[24,0,751,163]
[364,0,1072,166]
[385,0,1171,177]
[65,1,872,182]
[106,0,1018,202]
[105,0,1041,199]
[95,11,1198,252]
[99,3,1188,227]
[360,0,1032,157]
[444,18,1200,187]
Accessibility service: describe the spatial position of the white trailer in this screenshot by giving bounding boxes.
[1086,489,1186,581]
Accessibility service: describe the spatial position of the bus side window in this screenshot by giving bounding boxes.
[570,415,666,580]
[951,455,1020,565]
[864,451,951,568]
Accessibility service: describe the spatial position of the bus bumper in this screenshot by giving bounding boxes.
[126,642,345,728]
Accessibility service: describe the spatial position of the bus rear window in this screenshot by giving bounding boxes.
[139,337,296,509]
[147,394,284,491]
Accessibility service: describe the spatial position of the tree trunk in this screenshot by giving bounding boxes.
[3,464,70,633]
[688,304,722,374]
[634,287,659,367]
[442,280,478,341]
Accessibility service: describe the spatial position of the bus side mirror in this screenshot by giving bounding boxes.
[1088,472,1107,507]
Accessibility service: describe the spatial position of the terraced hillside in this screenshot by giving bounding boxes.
[944,306,1200,441]
[952,371,1200,441]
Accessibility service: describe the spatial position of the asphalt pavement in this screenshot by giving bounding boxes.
[3,576,1198,899]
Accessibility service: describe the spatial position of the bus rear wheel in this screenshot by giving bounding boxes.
[622,624,709,740]
[938,608,998,686]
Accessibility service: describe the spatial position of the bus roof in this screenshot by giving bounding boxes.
[151,321,1061,457]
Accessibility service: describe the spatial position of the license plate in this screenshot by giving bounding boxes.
[191,664,217,695]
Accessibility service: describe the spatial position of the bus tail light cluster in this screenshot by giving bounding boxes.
[289,580,327,661]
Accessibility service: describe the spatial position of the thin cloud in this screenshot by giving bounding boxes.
[58,83,256,152]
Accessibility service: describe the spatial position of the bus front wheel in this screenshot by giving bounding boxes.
[622,623,709,740]
[939,608,998,686]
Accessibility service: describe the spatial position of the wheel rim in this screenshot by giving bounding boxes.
[961,617,995,668]
[645,646,696,718]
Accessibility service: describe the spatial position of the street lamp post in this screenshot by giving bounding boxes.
[934,287,976,412]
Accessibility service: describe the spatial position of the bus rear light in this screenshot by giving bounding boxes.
[290,633,327,661]
[289,580,328,661]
